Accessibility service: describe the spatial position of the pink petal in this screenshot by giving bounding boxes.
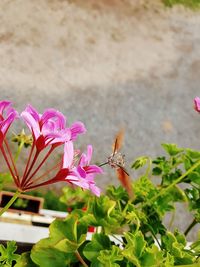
[41,109,66,129]
[0,101,11,115]
[25,105,40,122]
[79,153,87,167]
[0,111,18,135]
[85,165,103,175]
[66,175,89,189]
[87,145,93,164]
[90,183,101,197]
[21,111,40,139]
[77,165,86,178]
[63,141,74,168]
[70,122,86,140]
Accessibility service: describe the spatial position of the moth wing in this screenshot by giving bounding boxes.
[112,129,125,153]
[116,167,134,199]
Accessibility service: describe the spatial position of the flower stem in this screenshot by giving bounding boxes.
[184,219,197,236]
[75,250,88,267]
[0,190,21,217]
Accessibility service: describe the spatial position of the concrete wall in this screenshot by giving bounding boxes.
[0,0,200,239]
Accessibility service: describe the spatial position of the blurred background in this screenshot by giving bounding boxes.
[0,0,200,238]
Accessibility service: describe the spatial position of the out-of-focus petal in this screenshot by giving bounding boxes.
[87,145,93,164]
[79,153,87,167]
[70,122,86,140]
[194,97,200,113]
[66,175,89,189]
[0,101,11,115]
[84,165,103,174]
[77,165,86,178]
[90,183,101,197]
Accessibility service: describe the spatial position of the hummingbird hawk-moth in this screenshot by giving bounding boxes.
[100,130,133,198]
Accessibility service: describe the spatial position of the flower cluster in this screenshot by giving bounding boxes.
[0,101,102,196]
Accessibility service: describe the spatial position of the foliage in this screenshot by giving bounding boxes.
[0,241,20,267]
[163,0,200,9]
[59,186,92,211]
[14,143,200,266]
[0,173,12,191]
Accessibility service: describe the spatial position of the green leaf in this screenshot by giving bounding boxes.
[98,246,123,267]
[83,233,111,261]
[31,247,74,267]
[162,143,184,156]
[140,245,164,267]
[131,156,149,170]
[59,186,92,210]
[93,195,116,218]
[106,185,129,202]
[35,215,87,249]
[134,176,158,200]
[188,171,200,185]
[122,231,146,266]
[162,232,194,264]
[0,241,20,266]
[186,149,200,159]
[30,214,88,266]
[152,167,162,176]
[90,259,105,267]
[90,195,123,231]
[15,252,38,267]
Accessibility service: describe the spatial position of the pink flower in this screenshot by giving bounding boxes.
[59,142,101,195]
[24,141,102,196]
[0,101,102,197]
[0,101,18,146]
[74,145,103,196]
[21,105,86,151]
[194,97,200,113]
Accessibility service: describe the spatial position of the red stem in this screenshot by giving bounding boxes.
[24,176,58,191]
[1,145,19,187]
[21,150,39,187]
[23,146,55,188]
[24,174,77,191]
[21,141,35,185]
[4,139,19,183]
[24,159,62,188]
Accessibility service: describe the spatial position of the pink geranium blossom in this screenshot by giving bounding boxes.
[24,141,102,196]
[75,145,103,196]
[21,105,86,151]
[0,100,102,197]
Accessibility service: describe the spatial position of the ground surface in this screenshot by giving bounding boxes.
[0,0,200,239]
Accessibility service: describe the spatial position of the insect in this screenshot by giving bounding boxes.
[99,130,133,198]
